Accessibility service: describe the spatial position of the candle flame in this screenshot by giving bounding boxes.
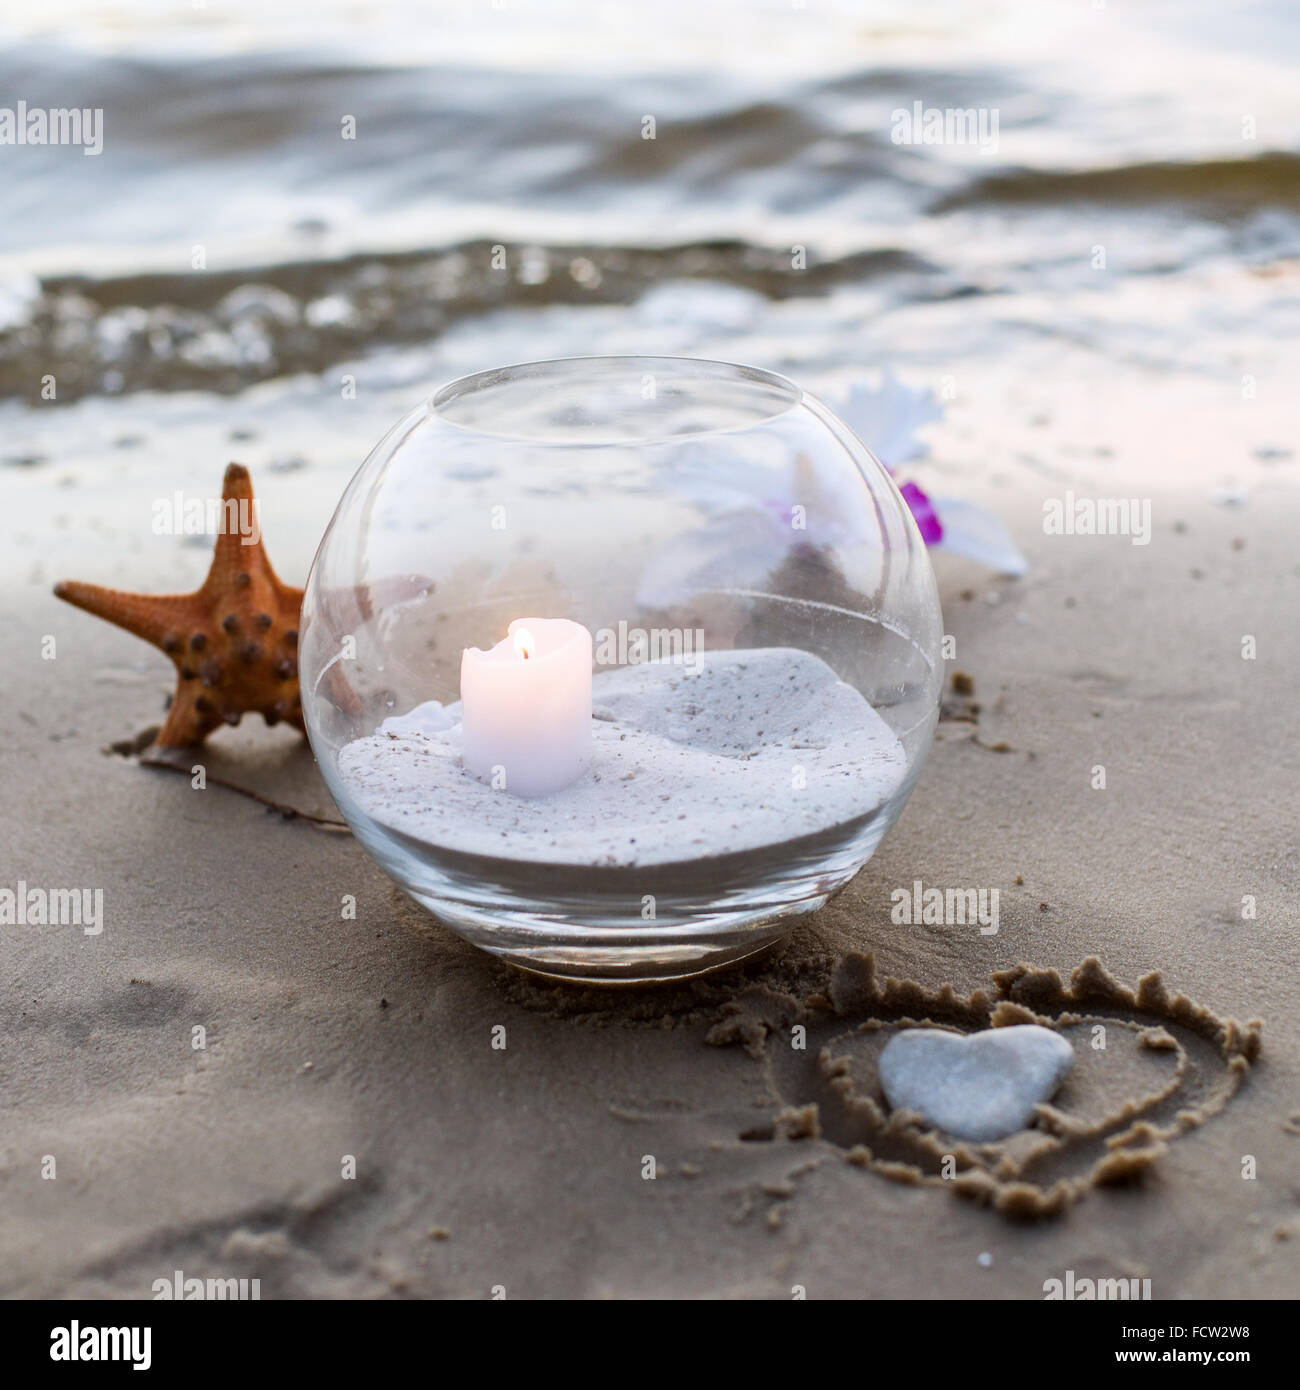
[512,626,535,660]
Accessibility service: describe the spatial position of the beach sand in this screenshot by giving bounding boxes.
[3,373,1298,1298]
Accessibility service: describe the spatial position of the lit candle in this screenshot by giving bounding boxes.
[460,618,593,797]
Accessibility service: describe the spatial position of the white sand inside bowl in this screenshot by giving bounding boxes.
[335,647,909,868]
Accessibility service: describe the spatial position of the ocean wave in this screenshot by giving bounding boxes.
[0,240,937,405]
[933,152,1300,213]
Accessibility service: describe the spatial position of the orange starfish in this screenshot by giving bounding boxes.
[54,463,305,748]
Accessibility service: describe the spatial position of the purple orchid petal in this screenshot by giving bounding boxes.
[898,480,944,545]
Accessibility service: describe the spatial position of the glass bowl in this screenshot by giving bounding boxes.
[300,356,943,982]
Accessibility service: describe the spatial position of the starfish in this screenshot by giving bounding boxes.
[54,463,305,748]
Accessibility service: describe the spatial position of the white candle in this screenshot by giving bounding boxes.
[460,618,593,797]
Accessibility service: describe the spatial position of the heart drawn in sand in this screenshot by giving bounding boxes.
[704,954,1263,1218]
[879,1024,1075,1142]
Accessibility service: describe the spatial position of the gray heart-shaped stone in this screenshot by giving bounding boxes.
[878,1024,1074,1142]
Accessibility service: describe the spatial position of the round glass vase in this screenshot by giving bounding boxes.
[301,356,943,983]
